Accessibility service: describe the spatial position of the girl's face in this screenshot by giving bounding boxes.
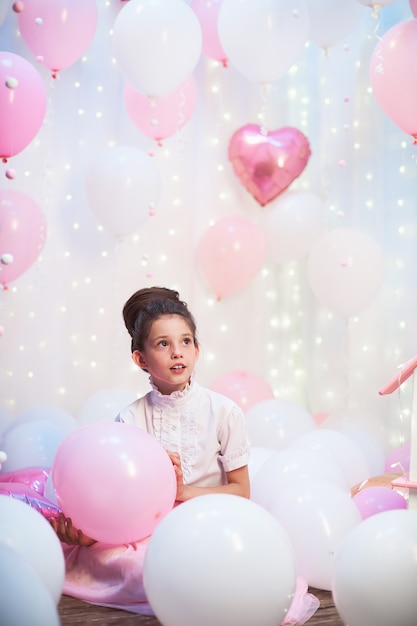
[133,314,199,395]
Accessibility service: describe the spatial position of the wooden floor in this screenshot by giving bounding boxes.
[58,588,344,625]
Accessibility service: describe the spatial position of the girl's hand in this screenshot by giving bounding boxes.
[166,450,187,501]
[50,513,96,547]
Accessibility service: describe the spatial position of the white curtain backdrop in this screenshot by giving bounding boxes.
[1,0,416,456]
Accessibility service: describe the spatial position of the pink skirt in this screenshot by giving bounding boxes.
[62,538,153,615]
[63,540,319,623]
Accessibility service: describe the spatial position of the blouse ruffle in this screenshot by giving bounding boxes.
[118,376,250,486]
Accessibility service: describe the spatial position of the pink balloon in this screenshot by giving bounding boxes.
[0,467,50,494]
[0,190,47,287]
[0,482,61,520]
[352,486,407,520]
[197,215,267,299]
[370,19,417,139]
[190,0,228,66]
[385,442,410,474]
[210,370,274,411]
[411,0,417,17]
[18,0,98,76]
[124,75,198,144]
[228,124,311,207]
[0,52,47,160]
[52,422,177,544]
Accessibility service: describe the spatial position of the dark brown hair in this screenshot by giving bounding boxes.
[122,286,198,353]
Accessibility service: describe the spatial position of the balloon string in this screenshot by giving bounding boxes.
[32,75,56,293]
[371,5,384,76]
[393,382,408,474]
[110,237,125,388]
[176,84,187,153]
[371,4,382,21]
[259,82,274,135]
[342,316,352,411]
[318,51,332,226]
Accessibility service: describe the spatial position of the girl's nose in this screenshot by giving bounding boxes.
[172,344,182,357]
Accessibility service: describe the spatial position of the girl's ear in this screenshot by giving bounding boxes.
[132,350,147,370]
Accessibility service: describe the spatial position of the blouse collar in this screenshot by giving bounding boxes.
[148,374,195,406]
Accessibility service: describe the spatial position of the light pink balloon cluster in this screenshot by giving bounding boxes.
[124,76,198,144]
[0,190,47,288]
[370,19,417,140]
[0,52,47,161]
[17,0,98,77]
[197,214,267,300]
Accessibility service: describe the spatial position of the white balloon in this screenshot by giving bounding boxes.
[0,496,65,604]
[304,0,365,49]
[0,405,13,435]
[337,426,385,476]
[218,0,309,83]
[0,0,10,29]
[85,146,161,237]
[356,0,396,6]
[6,405,78,435]
[268,479,362,590]
[323,407,388,452]
[251,447,350,510]
[247,445,277,481]
[290,428,370,487]
[245,398,316,451]
[1,420,69,472]
[264,190,326,263]
[144,494,296,626]
[113,0,202,97]
[333,509,417,626]
[307,228,385,317]
[77,387,137,425]
[0,544,60,626]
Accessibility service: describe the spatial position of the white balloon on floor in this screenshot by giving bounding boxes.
[290,428,370,487]
[0,543,60,626]
[250,447,350,510]
[143,494,296,626]
[268,479,362,590]
[0,496,65,604]
[332,509,417,626]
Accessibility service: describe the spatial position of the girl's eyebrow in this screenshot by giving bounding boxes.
[153,333,193,341]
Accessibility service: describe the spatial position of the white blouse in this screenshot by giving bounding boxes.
[117,378,250,488]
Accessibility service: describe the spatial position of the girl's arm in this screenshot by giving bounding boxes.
[168,451,250,501]
[50,513,97,547]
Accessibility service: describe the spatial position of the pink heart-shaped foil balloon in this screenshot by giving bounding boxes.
[228,124,311,206]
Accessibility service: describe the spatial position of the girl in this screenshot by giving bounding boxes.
[51,287,318,623]
[51,286,251,613]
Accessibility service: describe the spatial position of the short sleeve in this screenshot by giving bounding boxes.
[217,403,250,473]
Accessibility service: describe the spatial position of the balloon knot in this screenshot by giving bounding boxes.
[412,134,417,146]
[2,157,7,163]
